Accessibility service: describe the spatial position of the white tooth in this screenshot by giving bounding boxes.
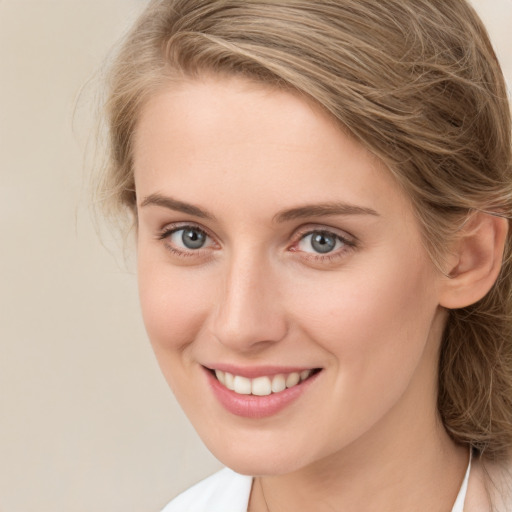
[251,376,272,396]
[300,370,311,381]
[286,372,300,388]
[233,375,252,395]
[215,370,226,385]
[271,374,286,393]
[225,372,235,390]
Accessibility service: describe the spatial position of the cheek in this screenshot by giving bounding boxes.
[285,259,441,452]
[292,254,439,381]
[137,254,211,358]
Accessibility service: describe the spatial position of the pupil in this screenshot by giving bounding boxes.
[182,229,206,249]
[311,232,336,253]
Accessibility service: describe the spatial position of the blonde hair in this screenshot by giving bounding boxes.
[101,0,512,460]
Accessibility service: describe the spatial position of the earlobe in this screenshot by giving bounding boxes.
[439,212,508,309]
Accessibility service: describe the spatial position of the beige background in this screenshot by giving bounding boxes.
[0,1,511,511]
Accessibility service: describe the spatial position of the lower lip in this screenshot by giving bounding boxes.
[205,369,320,419]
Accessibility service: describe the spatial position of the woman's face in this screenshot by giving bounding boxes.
[134,76,448,476]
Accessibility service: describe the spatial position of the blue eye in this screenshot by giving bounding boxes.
[169,227,209,250]
[298,231,345,254]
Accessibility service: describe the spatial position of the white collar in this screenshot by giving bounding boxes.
[451,450,472,512]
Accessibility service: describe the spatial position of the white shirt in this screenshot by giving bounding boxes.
[162,457,471,512]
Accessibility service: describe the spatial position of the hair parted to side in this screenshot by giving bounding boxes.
[101,0,512,460]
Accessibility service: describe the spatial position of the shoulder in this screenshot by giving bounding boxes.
[161,468,253,512]
[489,456,512,512]
[466,454,512,512]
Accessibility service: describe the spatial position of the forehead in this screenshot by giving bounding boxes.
[133,75,411,221]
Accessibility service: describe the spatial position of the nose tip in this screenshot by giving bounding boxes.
[210,257,288,353]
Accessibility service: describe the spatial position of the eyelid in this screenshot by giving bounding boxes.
[157,221,215,241]
[291,223,357,245]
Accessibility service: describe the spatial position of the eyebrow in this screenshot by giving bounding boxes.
[140,193,379,222]
[140,193,215,219]
[273,203,379,223]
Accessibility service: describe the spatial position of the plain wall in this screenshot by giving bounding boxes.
[0,1,511,511]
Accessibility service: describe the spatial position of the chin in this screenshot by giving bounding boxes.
[216,453,306,477]
[201,432,313,476]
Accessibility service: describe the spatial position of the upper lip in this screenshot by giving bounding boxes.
[203,364,321,379]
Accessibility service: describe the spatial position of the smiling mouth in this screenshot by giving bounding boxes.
[211,368,322,396]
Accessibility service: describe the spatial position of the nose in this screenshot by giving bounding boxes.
[210,250,288,353]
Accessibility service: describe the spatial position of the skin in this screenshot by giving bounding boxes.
[133,75,472,511]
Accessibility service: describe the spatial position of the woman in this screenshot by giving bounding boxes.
[99,1,512,510]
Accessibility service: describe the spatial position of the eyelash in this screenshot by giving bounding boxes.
[156,223,357,263]
[157,224,216,259]
[290,227,356,263]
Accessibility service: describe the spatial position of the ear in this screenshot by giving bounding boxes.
[439,212,508,309]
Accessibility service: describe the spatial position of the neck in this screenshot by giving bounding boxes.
[250,385,468,512]
[252,426,467,512]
